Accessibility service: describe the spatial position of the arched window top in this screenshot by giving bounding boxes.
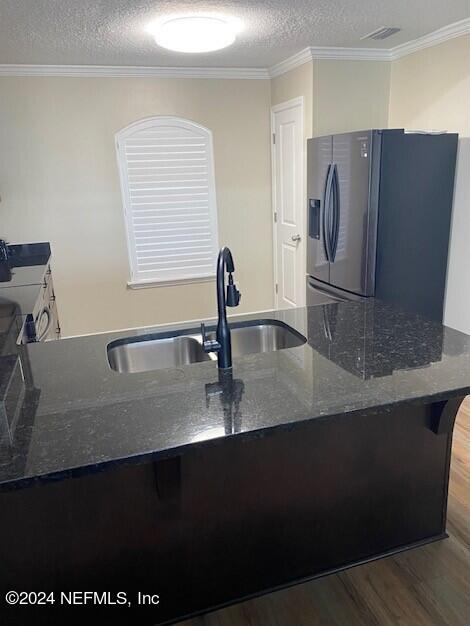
[115,116,219,287]
[116,116,213,143]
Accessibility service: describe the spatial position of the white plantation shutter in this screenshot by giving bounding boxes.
[116,117,219,285]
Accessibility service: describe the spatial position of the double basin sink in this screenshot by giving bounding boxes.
[107,320,306,374]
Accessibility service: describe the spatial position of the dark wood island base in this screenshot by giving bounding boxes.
[0,397,463,625]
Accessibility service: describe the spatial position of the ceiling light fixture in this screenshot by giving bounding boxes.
[152,16,238,53]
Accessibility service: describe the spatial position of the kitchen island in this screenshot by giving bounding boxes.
[0,300,469,625]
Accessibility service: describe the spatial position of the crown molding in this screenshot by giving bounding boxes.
[0,64,270,79]
[268,46,390,77]
[0,18,468,79]
[310,46,391,61]
[269,17,470,77]
[389,17,470,60]
[268,48,315,78]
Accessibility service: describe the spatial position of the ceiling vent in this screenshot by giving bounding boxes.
[361,27,401,41]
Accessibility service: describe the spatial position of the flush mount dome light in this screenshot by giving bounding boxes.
[153,16,237,53]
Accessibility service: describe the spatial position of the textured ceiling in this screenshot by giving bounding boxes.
[0,0,469,67]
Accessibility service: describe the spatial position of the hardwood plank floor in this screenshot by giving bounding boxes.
[179,399,470,626]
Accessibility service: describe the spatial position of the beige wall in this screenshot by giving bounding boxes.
[313,59,391,136]
[2,38,468,337]
[0,77,273,336]
[271,58,391,139]
[389,34,470,334]
[271,61,314,140]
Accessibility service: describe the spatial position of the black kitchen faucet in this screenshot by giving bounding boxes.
[200,246,241,370]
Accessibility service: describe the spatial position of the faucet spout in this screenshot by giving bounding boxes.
[201,247,241,370]
[216,247,241,369]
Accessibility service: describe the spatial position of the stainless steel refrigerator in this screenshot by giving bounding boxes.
[306,129,458,322]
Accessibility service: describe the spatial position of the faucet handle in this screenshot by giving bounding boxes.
[226,273,241,307]
[200,323,221,353]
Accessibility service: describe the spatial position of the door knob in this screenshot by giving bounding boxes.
[291,234,301,242]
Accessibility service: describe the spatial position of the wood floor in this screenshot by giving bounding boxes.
[179,399,470,626]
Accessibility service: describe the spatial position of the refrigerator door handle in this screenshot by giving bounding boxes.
[322,164,334,261]
[331,163,340,261]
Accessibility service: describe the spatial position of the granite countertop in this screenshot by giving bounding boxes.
[0,242,52,360]
[0,242,51,316]
[0,242,52,358]
[0,242,51,287]
[1,299,470,492]
[3,242,51,273]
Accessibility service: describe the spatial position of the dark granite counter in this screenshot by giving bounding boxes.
[1,299,470,492]
[0,242,50,288]
[4,242,51,272]
[0,243,52,358]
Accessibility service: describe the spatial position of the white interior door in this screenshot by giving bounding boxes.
[272,98,305,309]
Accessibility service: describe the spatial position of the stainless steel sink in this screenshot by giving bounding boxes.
[107,335,213,374]
[229,322,305,358]
[107,320,306,374]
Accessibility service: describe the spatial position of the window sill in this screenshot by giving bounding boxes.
[127,275,216,290]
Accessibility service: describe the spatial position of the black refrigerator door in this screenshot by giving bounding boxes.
[375,130,458,322]
[329,130,379,296]
[306,136,332,283]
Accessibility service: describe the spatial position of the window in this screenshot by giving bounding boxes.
[115,116,219,287]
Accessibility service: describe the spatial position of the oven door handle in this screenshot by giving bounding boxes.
[36,307,53,342]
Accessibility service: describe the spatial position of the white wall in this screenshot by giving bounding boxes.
[0,77,273,336]
[389,34,470,334]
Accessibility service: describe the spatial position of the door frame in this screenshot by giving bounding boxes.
[271,96,305,308]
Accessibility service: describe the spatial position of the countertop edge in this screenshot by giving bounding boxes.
[2,387,468,494]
